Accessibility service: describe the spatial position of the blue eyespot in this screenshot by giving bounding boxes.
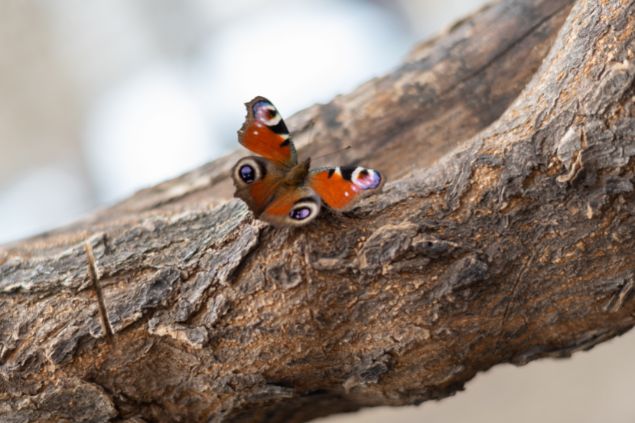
[352,168,382,190]
[239,164,256,183]
[290,207,312,220]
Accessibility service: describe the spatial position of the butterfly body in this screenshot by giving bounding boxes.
[281,158,311,187]
[232,97,384,226]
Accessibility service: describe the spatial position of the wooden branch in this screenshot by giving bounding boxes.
[2,0,634,422]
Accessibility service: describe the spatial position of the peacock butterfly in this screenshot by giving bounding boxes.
[232,96,384,226]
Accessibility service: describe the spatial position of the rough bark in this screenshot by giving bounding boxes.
[2,0,635,422]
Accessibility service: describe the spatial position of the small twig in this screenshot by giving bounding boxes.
[84,241,114,341]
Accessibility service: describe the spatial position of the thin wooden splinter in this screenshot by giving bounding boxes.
[84,241,114,340]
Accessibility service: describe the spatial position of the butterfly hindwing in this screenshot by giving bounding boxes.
[260,187,321,227]
[238,96,297,166]
[309,166,383,211]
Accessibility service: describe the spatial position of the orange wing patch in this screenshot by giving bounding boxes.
[310,169,357,210]
[260,188,321,226]
[262,191,297,217]
[310,167,383,211]
[247,180,276,215]
[238,97,296,166]
[240,121,293,164]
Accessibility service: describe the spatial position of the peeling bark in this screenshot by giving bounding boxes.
[2,0,635,422]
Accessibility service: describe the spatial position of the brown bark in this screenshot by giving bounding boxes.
[2,0,635,422]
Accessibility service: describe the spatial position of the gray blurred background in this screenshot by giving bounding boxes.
[1,1,633,422]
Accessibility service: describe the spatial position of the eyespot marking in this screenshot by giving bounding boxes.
[290,207,312,220]
[287,198,321,225]
[233,157,265,187]
[253,101,282,126]
[352,167,382,190]
[239,164,256,183]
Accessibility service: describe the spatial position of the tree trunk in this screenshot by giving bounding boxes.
[2,0,635,422]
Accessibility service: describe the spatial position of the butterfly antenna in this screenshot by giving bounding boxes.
[300,120,352,161]
[312,145,352,162]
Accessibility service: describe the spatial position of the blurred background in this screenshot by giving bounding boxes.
[0,0,484,243]
[1,1,633,422]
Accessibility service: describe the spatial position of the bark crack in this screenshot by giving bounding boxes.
[84,240,115,340]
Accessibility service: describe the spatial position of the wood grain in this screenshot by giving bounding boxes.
[2,0,635,422]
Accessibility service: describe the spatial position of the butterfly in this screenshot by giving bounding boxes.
[231,96,384,226]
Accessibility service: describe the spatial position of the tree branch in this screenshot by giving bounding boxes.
[2,0,635,422]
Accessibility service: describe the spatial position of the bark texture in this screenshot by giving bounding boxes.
[2,0,635,422]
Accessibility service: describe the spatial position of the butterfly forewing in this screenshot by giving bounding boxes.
[309,166,383,211]
[238,97,297,166]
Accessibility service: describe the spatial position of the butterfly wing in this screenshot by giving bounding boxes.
[232,156,320,225]
[238,96,297,166]
[234,97,383,225]
[259,186,321,227]
[232,156,287,216]
[309,166,384,211]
